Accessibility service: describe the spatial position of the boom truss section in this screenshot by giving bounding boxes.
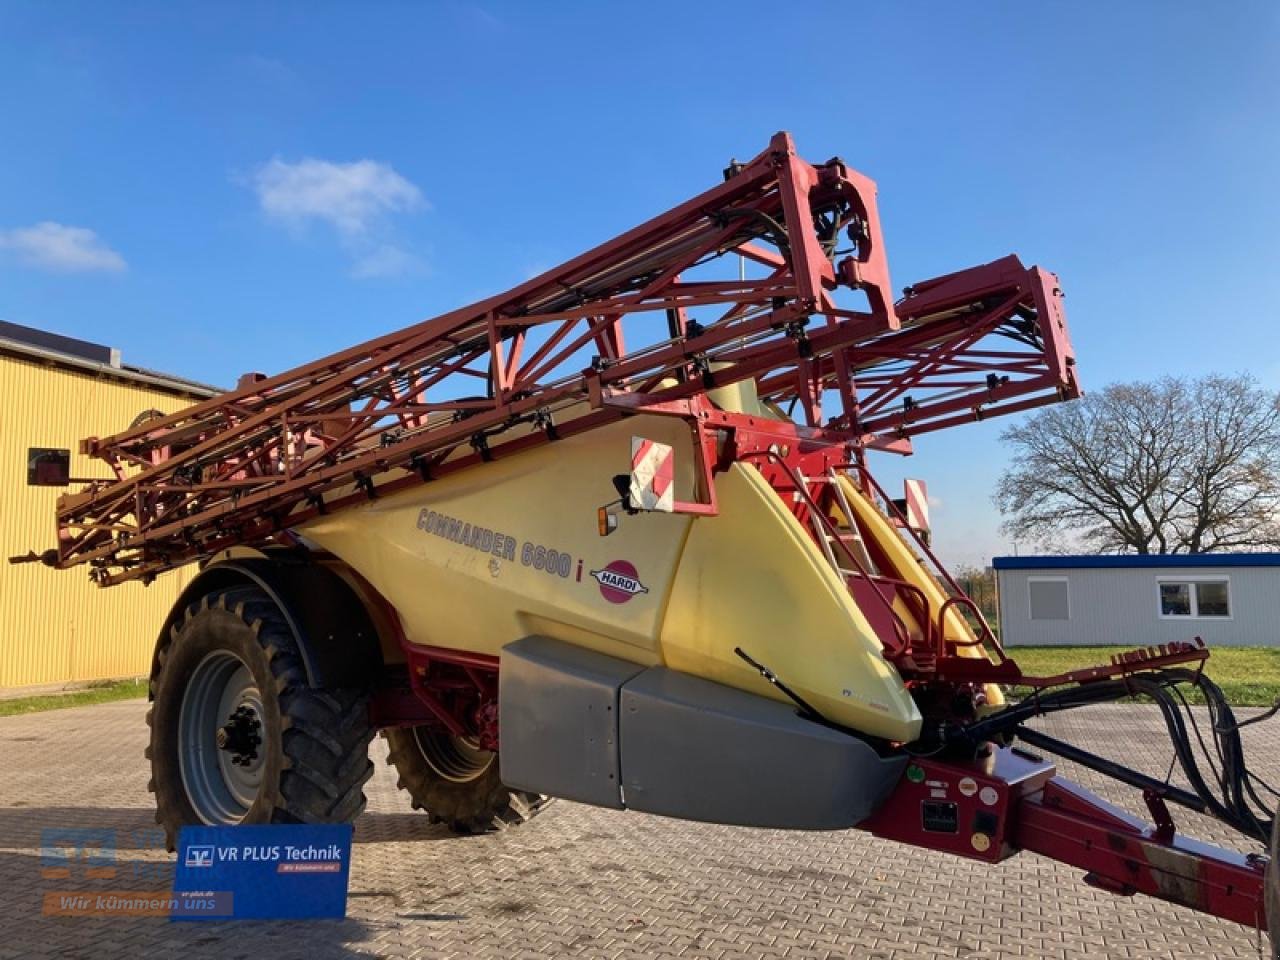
[53,132,1078,584]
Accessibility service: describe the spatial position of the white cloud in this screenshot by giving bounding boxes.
[350,244,424,279]
[0,222,126,273]
[249,157,426,277]
[251,157,425,237]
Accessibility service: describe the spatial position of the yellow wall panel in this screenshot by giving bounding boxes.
[0,354,202,691]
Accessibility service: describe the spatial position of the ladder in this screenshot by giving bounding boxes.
[803,470,875,579]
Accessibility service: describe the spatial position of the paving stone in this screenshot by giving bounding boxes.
[0,699,1273,957]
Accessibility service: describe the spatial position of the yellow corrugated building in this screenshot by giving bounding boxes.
[0,322,219,694]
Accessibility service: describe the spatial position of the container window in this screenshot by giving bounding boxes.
[1158,579,1230,618]
[1028,578,1069,621]
[1160,582,1191,616]
[1195,581,1230,617]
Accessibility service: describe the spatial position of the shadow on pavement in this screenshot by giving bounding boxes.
[0,844,387,960]
[0,804,471,847]
[0,804,469,959]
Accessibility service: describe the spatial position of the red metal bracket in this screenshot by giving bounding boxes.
[1015,776,1267,929]
[365,601,500,743]
[864,746,1268,931]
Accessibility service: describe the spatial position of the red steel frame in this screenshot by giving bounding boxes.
[863,747,1268,929]
[51,132,1077,586]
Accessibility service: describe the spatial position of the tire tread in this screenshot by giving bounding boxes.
[148,584,374,849]
[383,729,551,835]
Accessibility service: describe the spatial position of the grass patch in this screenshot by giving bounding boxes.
[1005,646,1280,707]
[0,678,148,717]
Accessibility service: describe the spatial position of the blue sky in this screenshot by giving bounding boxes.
[2,1,1277,567]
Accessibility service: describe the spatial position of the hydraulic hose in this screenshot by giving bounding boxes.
[959,668,1276,844]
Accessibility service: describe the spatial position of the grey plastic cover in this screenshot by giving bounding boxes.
[619,667,906,829]
[499,636,644,808]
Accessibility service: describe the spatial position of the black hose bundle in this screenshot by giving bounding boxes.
[963,669,1277,844]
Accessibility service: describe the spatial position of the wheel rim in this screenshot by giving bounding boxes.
[178,650,266,823]
[412,727,495,783]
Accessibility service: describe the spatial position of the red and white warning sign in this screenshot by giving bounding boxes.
[629,437,674,512]
[903,478,929,534]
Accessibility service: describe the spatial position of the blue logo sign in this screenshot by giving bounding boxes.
[173,824,353,920]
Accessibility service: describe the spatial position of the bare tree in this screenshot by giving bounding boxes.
[995,374,1280,554]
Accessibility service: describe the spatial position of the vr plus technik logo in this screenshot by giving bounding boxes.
[184,845,214,868]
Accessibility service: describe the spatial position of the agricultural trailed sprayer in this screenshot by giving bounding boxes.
[18,132,1279,947]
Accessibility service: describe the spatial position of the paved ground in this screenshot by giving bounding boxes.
[0,700,1274,959]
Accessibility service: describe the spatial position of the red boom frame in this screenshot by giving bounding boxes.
[52,132,1076,586]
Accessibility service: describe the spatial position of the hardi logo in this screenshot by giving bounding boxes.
[184,845,214,868]
[590,561,648,604]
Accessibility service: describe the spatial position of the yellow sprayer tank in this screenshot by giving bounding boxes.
[299,408,941,745]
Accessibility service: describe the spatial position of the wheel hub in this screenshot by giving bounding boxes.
[412,727,496,784]
[216,705,262,766]
[178,650,267,824]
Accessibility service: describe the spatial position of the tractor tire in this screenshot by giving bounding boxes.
[1268,812,1280,960]
[147,585,375,851]
[383,726,550,833]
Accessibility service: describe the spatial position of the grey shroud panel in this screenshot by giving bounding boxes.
[619,667,907,829]
[498,637,906,829]
[499,636,643,808]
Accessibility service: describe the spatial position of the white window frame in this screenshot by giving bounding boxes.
[1156,575,1233,621]
[1027,575,1071,621]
